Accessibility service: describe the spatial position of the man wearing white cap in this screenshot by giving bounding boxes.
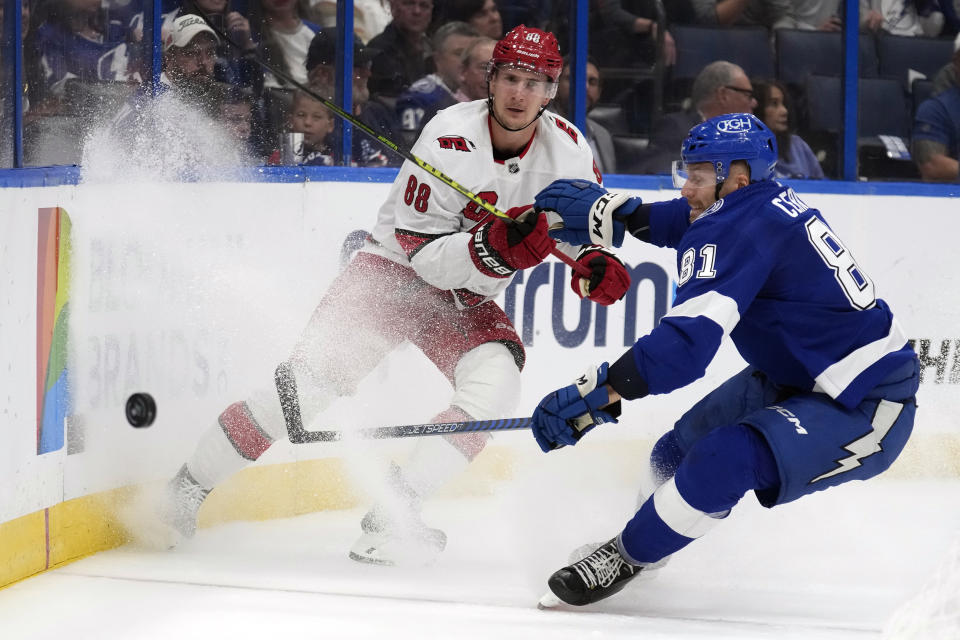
[163,14,220,84]
[110,15,223,132]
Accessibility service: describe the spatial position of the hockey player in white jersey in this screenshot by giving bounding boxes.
[531,113,919,607]
[157,25,631,566]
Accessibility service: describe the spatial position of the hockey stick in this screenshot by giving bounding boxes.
[291,416,533,443]
[191,11,591,278]
[275,361,533,444]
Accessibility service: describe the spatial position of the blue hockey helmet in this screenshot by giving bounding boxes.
[675,113,777,187]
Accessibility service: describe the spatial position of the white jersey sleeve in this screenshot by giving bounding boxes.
[367,101,601,306]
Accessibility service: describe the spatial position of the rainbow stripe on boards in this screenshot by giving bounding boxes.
[36,207,71,455]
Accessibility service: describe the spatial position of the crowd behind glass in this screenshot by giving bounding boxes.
[0,0,958,181]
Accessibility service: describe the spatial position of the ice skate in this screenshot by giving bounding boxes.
[348,504,447,566]
[540,538,646,607]
[158,464,210,547]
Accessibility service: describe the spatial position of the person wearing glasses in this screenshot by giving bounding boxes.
[642,60,757,174]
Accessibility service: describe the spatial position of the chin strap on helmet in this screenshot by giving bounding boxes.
[485,91,548,132]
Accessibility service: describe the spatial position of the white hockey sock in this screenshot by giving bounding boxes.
[399,428,474,500]
[187,377,338,491]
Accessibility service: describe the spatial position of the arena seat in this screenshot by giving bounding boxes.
[877,34,955,88]
[802,74,913,179]
[672,25,774,82]
[775,30,878,88]
[860,77,910,138]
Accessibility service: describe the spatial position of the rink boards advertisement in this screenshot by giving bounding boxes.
[1,178,959,580]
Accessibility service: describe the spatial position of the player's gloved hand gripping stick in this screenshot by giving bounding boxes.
[531,362,622,452]
[194,11,591,278]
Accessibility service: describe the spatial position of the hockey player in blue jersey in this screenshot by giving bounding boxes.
[531,112,920,607]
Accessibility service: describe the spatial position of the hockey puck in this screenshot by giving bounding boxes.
[126,393,157,428]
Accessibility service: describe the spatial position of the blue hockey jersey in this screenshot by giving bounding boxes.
[608,180,914,410]
[396,74,458,142]
[36,20,131,94]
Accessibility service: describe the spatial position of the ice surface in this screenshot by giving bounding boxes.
[2,471,958,640]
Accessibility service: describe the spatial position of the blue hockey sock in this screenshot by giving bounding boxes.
[620,424,779,564]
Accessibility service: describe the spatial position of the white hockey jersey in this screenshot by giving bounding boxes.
[366,99,601,308]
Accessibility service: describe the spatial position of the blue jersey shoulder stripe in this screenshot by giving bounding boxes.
[665,290,741,337]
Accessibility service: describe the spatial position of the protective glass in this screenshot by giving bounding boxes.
[490,65,558,99]
[672,161,721,189]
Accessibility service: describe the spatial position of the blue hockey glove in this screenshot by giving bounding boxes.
[534,179,636,248]
[531,363,623,452]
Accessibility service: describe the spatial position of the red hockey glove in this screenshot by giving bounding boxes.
[469,206,555,278]
[570,245,630,306]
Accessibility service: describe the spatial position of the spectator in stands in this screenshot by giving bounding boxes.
[304,32,395,166]
[752,79,824,178]
[860,0,944,36]
[305,30,373,110]
[175,0,260,87]
[111,15,221,130]
[163,14,220,90]
[912,68,960,182]
[361,49,406,165]
[932,32,960,95]
[591,0,677,68]
[440,0,504,39]
[33,0,132,106]
[365,0,433,90]
[553,57,617,174]
[789,0,841,30]
[306,0,393,43]
[641,60,756,173]
[396,22,479,144]
[218,84,258,159]
[453,36,497,101]
[269,85,337,164]
[257,0,322,89]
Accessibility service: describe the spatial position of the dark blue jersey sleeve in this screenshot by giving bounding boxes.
[647,198,691,248]
[609,206,779,399]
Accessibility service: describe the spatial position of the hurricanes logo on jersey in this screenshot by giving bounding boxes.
[437,136,475,152]
[554,118,578,143]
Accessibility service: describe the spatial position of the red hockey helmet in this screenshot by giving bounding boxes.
[490,25,563,83]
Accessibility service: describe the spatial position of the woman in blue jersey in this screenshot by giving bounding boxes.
[531,112,920,608]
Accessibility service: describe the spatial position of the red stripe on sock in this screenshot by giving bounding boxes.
[219,402,273,461]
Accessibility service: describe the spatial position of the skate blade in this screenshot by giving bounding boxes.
[348,550,395,567]
[537,591,563,610]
